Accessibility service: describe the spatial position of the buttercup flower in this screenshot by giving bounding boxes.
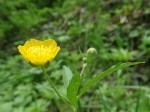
[18,39,60,66]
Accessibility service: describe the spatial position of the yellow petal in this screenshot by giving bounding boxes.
[18,45,30,62]
[52,46,60,58]
[24,39,42,48]
[48,46,60,61]
[43,39,57,48]
[18,45,27,57]
[30,59,46,66]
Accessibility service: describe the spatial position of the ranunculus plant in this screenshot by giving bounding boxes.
[18,39,144,112]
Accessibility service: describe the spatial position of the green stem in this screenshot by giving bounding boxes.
[78,100,83,112]
[76,64,87,112]
[80,64,87,77]
[41,66,75,112]
[135,86,141,112]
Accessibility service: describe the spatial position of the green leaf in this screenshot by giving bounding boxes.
[63,66,73,88]
[78,62,144,97]
[67,73,81,108]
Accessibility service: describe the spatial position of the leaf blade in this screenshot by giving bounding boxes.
[67,73,81,108]
[79,62,144,97]
[63,66,73,88]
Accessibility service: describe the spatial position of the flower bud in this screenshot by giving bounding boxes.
[83,57,87,63]
[83,63,87,68]
[87,47,97,55]
[86,47,97,62]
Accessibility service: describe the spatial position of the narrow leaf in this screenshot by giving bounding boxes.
[79,62,144,97]
[67,73,81,108]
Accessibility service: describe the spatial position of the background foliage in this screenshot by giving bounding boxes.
[0,0,149,112]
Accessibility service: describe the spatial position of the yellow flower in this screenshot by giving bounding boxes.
[18,39,60,66]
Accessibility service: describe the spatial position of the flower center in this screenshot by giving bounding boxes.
[27,45,50,56]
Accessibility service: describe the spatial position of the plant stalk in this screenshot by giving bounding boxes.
[41,66,75,112]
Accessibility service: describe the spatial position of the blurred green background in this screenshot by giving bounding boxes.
[0,0,150,112]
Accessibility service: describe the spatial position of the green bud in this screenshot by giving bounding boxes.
[83,63,87,68]
[87,47,97,55]
[83,57,87,63]
[86,47,97,62]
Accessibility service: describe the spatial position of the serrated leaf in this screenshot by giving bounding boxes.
[63,66,73,88]
[67,73,81,108]
[79,62,144,97]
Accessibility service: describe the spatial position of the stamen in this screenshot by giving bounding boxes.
[27,45,50,56]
